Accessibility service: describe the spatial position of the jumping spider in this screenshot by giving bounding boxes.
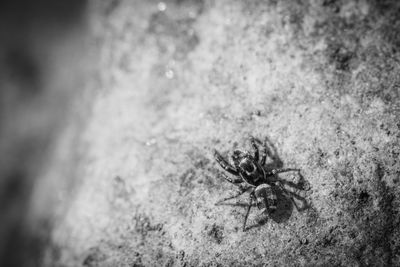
[213,136,307,231]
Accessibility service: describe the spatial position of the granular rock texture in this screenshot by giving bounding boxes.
[41,0,400,266]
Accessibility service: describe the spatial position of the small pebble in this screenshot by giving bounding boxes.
[165,69,174,79]
[300,237,308,245]
[145,138,157,146]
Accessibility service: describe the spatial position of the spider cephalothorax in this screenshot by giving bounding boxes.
[231,149,266,186]
[213,136,303,231]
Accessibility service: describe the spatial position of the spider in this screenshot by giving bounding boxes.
[213,136,306,231]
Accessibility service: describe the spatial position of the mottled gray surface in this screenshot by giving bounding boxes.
[34,0,400,266]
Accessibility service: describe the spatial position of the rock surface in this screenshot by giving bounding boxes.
[42,0,400,266]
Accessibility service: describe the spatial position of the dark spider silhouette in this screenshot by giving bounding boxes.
[213,136,309,231]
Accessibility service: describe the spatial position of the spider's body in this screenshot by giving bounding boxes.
[231,150,266,186]
[213,136,302,230]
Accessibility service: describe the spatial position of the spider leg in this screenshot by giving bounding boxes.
[213,149,239,175]
[268,168,300,176]
[220,172,242,185]
[275,181,308,211]
[260,139,269,166]
[215,185,249,205]
[249,136,259,162]
[243,190,255,231]
[290,195,308,211]
[270,169,308,191]
[278,180,306,197]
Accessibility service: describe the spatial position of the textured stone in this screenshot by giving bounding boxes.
[37,0,400,266]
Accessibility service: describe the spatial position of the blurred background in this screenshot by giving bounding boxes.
[0,1,88,266]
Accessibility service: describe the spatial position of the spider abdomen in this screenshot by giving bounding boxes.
[254,184,277,212]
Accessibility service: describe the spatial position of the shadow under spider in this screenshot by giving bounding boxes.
[215,136,311,230]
